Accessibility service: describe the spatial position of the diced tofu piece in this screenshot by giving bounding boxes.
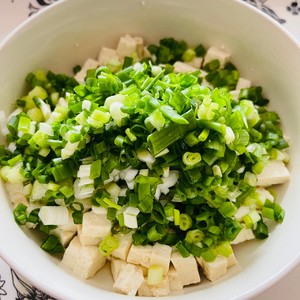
[58,212,77,232]
[230,90,240,101]
[168,266,184,293]
[231,225,255,244]
[5,182,27,205]
[150,243,172,275]
[74,58,99,83]
[227,252,238,268]
[203,46,231,68]
[256,160,290,187]
[50,228,76,247]
[81,211,112,241]
[236,77,251,90]
[170,251,200,286]
[111,233,133,260]
[197,255,228,281]
[98,47,122,66]
[113,263,144,296]
[61,236,107,279]
[116,34,138,57]
[142,46,151,58]
[234,205,251,222]
[111,258,127,281]
[173,61,198,73]
[187,57,203,69]
[256,187,275,206]
[61,236,82,270]
[127,244,153,268]
[134,36,144,58]
[138,277,170,297]
[77,224,101,246]
[73,244,106,279]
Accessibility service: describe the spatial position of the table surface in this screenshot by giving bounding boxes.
[0,0,300,299]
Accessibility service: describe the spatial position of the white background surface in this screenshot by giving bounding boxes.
[0,0,299,299]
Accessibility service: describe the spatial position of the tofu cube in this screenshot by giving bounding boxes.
[98,47,122,66]
[111,233,133,260]
[74,58,99,83]
[77,224,102,246]
[236,77,251,90]
[203,46,231,69]
[187,57,203,69]
[80,211,112,242]
[230,90,240,101]
[116,34,138,57]
[227,252,238,268]
[256,160,290,187]
[61,236,106,279]
[231,225,255,244]
[197,255,228,281]
[61,236,82,270]
[111,258,127,281]
[50,228,76,247]
[127,244,153,268]
[150,243,172,275]
[173,61,198,73]
[134,36,144,58]
[73,244,106,279]
[170,251,200,286]
[168,266,184,293]
[113,263,144,296]
[138,277,170,297]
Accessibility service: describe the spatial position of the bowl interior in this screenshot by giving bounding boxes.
[1,0,300,299]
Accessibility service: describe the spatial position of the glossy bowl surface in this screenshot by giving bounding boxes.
[0,0,300,299]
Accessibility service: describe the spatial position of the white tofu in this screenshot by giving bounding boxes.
[127,244,153,268]
[98,47,122,66]
[227,252,238,268]
[113,263,144,296]
[203,46,231,69]
[61,236,81,270]
[173,61,198,73]
[134,36,144,58]
[236,77,251,90]
[170,251,200,286]
[138,277,170,297]
[256,160,290,187]
[256,187,275,206]
[111,258,127,281]
[73,244,106,279]
[61,236,106,279]
[187,56,203,69]
[77,224,101,246]
[81,211,112,240]
[50,228,76,247]
[58,212,77,232]
[230,90,240,101]
[234,205,251,222]
[150,243,172,275]
[111,233,133,260]
[116,34,138,57]
[74,58,99,83]
[5,182,27,205]
[168,266,183,293]
[231,225,255,244]
[197,255,228,281]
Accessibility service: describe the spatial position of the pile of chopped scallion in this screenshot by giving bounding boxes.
[0,36,288,266]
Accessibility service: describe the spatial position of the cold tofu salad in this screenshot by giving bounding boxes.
[0,35,290,296]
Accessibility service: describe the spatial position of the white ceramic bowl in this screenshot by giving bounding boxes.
[1,0,300,299]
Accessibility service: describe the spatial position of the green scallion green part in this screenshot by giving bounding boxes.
[99,235,119,256]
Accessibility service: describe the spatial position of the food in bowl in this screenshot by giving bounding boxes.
[0,34,289,296]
